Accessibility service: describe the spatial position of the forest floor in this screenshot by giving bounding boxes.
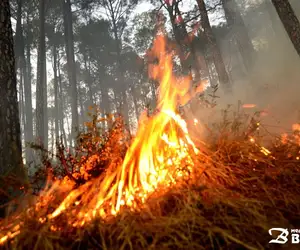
[1,115,300,250]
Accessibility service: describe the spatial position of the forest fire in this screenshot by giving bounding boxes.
[2,0,300,248]
[0,34,204,244]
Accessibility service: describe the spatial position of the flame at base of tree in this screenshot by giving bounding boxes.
[0,34,205,243]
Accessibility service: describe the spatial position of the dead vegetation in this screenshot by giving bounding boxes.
[0,105,299,250]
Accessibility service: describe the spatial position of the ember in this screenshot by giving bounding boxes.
[242,104,256,108]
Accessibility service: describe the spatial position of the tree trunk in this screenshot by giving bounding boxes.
[221,0,255,72]
[62,0,79,145]
[83,50,94,106]
[78,87,85,128]
[57,59,68,147]
[15,0,22,62]
[23,40,34,164]
[15,0,24,148]
[36,0,47,150]
[50,117,54,153]
[110,8,130,128]
[25,12,33,146]
[52,45,60,143]
[19,70,25,146]
[164,0,207,80]
[15,0,34,165]
[0,0,24,178]
[165,2,191,74]
[271,0,300,56]
[196,0,231,89]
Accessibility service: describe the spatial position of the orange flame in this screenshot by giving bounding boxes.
[46,34,203,224]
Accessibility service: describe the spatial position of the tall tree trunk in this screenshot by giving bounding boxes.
[271,0,300,56]
[15,0,22,63]
[196,0,231,89]
[82,50,95,128]
[36,0,47,150]
[16,0,34,164]
[0,0,24,178]
[62,0,79,145]
[43,51,48,149]
[15,0,24,149]
[51,118,54,153]
[19,70,25,146]
[23,45,34,163]
[57,59,68,147]
[78,87,85,128]
[83,14,94,109]
[52,45,60,143]
[109,4,130,128]
[83,50,94,106]
[25,12,34,144]
[165,2,190,74]
[221,0,255,72]
[164,0,207,80]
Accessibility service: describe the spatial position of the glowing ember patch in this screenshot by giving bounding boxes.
[242,104,256,108]
[39,217,46,223]
[0,225,20,245]
[260,147,271,156]
[281,133,288,144]
[292,124,300,131]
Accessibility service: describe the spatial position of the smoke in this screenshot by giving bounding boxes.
[188,0,300,138]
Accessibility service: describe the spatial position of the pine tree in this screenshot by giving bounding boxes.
[196,0,231,89]
[0,0,25,198]
[272,0,300,56]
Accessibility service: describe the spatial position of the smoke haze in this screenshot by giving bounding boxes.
[189,0,300,138]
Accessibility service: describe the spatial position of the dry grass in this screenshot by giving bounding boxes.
[1,111,300,250]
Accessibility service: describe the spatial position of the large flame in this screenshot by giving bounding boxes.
[0,34,204,243]
[49,34,203,223]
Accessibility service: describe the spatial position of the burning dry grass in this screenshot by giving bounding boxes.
[1,124,300,250]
